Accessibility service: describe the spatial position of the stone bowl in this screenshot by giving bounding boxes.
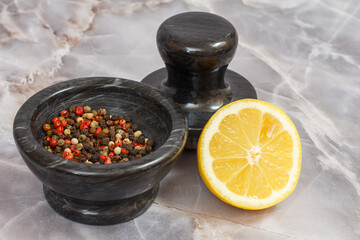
[13,77,188,225]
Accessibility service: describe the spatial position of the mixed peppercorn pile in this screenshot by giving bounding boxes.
[42,106,154,164]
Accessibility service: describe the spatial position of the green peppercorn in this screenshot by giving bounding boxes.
[78,134,87,142]
[75,143,83,150]
[100,108,107,115]
[91,110,98,116]
[103,128,109,135]
[84,106,91,113]
[51,135,59,141]
[57,139,65,146]
[59,116,65,121]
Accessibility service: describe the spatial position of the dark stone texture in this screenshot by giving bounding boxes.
[13,77,188,225]
[142,12,257,149]
[44,184,159,225]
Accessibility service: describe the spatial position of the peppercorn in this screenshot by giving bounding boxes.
[81,128,89,136]
[101,137,110,146]
[63,143,70,149]
[145,145,152,153]
[54,146,62,153]
[130,149,139,156]
[58,133,64,139]
[57,139,65,146]
[74,132,81,139]
[43,139,49,146]
[43,124,51,131]
[99,108,107,116]
[75,106,84,116]
[86,113,94,120]
[75,143,83,150]
[147,139,154,147]
[131,123,139,132]
[135,154,142,158]
[61,110,69,118]
[104,114,110,121]
[134,130,142,138]
[84,106,91,113]
[106,120,113,126]
[120,158,129,162]
[103,128,109,135]
[137,136,145,145]
[50,139,57,148]
[71,138,79,145]
[78,134,87,142]
[74,122,80,129]
[99,120,106,129]
[124,116,130,122]
[64,129,71,137]
[67,119,75,125]
[97,132,105,139]
[79,156,87,163]
[126,129,134,135]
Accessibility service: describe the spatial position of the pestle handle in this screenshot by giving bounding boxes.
[156,12,238,91]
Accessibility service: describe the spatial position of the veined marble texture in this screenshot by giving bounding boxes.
[1,0,359,239]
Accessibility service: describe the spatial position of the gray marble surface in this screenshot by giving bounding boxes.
[1,0,359,239]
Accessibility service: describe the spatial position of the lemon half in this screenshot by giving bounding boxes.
[197,99,301,210]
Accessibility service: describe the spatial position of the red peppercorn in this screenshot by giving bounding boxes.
[99,155,107,161]
[50,139,57,148]
[52,117,60,124]
[100,145,105,150]
[86,120,91,126]
[64,139,71,144]
[133,143,140,147]
[122,123,129,131]
[70,145,75,152]
[56,126,64,133]
[62,152,70,158]
[73,150,81,156]
[94,127,102,136]
[108,152,114,158]
[65,154,75,161]
[113,120,119,126]
[92,116,100,122]
[104,159,112,164]
[53,121,61,128]
[80,124,89,130]
[43,136,51,142]
[75,106,84,116]
[121,148,129,154]
[61,120,67,127]
[61,110,69,118]
[115,139,122,146]
[97,110,102,116]
[119,119,126,126]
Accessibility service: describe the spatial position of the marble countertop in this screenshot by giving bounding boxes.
[1,0,359,239]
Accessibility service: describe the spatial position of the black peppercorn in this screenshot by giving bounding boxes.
[131,123,139,131]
